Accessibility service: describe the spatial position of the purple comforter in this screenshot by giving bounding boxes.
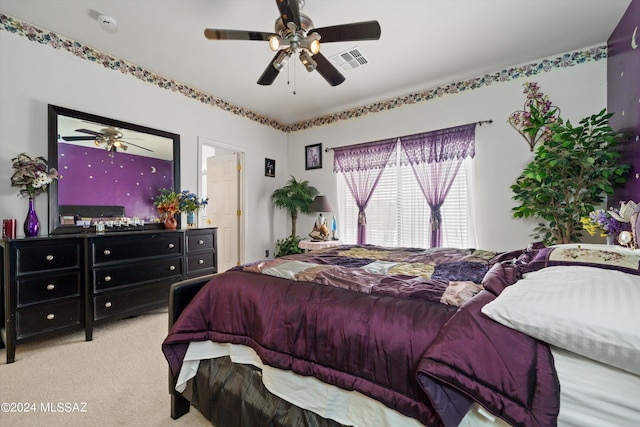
[162,245,559,426]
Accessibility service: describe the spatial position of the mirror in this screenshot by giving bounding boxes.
[48,104,180,234]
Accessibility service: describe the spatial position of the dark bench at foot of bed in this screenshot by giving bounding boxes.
[168,274,217,420]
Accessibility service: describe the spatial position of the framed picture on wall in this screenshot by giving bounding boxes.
[305,143,322,170]
[265,158,275,177]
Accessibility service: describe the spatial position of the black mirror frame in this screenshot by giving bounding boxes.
[47,104,181,234]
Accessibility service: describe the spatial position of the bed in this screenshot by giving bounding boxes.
[163,236,640,426]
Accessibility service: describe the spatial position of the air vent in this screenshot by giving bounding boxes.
[329,47,369,71]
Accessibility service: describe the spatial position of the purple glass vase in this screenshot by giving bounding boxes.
[24,198,39,237]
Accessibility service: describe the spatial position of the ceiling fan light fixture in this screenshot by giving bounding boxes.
[299,50,317,72]
[301,32,321,54]
[273,50,292,71]
[309,38,320,54]
[269,35,290,51]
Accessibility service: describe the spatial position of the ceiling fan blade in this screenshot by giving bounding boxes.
[311,20,381,43]
[257,52,283,86]
[313,52,345,86]
[76,128,103,136]
[204,28,275,41]
[61,136,96,141]
[275,0,301,29]
[124,141,154,152]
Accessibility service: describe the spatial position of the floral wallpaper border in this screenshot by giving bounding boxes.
[1,12,607,134]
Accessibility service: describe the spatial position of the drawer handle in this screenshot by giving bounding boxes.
[105,302,112,308]
[168,243,175,249]
[104,276,112,282]
[198,259,204,264]
[46,255,54,261]
[103,249,111,256]
[46,284,55,291]
[198,240,204,245]
[46,313,55,320]
[169,265,176,271]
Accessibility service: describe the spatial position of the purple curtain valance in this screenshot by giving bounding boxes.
[333,138,398,173]
[400,123,476,166]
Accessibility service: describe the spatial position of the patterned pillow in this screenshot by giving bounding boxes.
[523,244,640,276]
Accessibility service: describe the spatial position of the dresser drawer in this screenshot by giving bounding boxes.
[187,232,215,253]
[16,243,81,275]
[17,272,81,307]
[187,253,216,276]
[92,233,183,264]
[94,282,171,320]
[93,257,183,292]
[16,300,81,339]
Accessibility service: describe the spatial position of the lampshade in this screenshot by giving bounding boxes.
[299,50,317,72]
[273,51,292,71]
[309,195,333,213]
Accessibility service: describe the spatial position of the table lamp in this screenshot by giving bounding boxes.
[308,195,333,241]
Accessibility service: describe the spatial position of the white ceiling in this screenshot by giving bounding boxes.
[0,0,632,125]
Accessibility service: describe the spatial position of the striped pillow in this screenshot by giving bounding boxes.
[482,264,640,375]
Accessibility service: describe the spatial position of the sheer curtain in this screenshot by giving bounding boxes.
[333,138,398,244]
[399,124,476,247]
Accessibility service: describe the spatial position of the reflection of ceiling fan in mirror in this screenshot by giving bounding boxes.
[62,127,153,153]
[204,0,381,86]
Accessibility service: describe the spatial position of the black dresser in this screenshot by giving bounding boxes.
[1,227,217,363]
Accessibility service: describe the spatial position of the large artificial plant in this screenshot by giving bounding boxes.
[271,176,319,257]
[510,86,630,245]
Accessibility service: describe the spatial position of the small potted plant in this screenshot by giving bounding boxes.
[154,188,181,229]
[178,190,208,228]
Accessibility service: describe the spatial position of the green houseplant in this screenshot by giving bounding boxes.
[271,176,319,257]
[511,104,630,245]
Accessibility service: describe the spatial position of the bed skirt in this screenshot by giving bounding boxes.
[186,356,346,427]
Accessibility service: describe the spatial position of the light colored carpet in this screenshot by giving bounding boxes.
[0,308,211,427]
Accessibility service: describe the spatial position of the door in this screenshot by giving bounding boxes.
[207,153,240,272]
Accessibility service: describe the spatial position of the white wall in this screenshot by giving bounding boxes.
[287,60,607,252]
[1,28,607,255]
[0,32,287,262]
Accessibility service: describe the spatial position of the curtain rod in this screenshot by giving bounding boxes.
[324,120,493,152]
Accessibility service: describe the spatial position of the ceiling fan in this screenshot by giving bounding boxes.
[204,0,381,86]
[62,127,153,152]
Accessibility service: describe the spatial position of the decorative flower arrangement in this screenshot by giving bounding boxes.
[10,153,58,198]
[580,209,623,237]
[178,190,208,214]
[154,188,181,216]
[508,82,561,151]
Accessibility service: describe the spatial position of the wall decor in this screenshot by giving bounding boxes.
[305,143,322,170]
[265,158,275,177]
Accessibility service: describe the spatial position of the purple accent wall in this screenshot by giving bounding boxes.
[58,143,174,221]
[608,0,640,204]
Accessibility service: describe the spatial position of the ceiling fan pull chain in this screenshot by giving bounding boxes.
[293,61,297,95]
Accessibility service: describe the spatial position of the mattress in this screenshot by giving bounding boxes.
[551,345,640,427]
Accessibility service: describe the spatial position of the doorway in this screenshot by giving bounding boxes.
[198,137,244,272]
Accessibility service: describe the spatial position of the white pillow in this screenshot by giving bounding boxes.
[481,265,640,375]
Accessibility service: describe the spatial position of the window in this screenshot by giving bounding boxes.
[337,148,474,248]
